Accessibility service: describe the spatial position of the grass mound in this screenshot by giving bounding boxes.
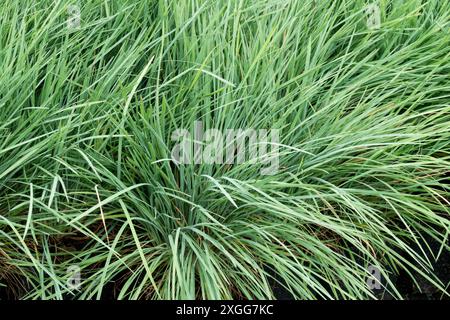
[0,0,449,299]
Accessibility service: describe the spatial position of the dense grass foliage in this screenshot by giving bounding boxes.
[0,0,449,299]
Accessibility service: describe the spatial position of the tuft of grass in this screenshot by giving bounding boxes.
[0,0,449,299]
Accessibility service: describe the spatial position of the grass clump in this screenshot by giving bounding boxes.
[0,0,449,299]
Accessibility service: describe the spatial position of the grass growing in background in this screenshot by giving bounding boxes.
[0,0,449,299]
